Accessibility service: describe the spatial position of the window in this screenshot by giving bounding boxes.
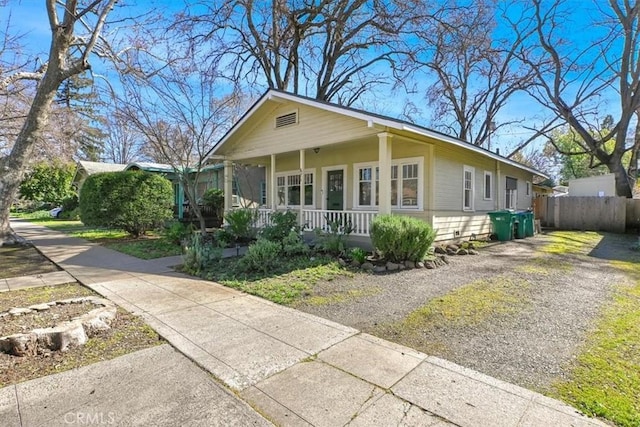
[505,177,517,210]
[260,180,267,205]
[484,171,493,200]
[276,170,314,207]
[463,165,475,211]
[526,181,531,196]
[354,157,423,209]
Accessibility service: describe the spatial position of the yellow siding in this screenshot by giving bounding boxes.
[224,101,379,159]
[432,213,492,242]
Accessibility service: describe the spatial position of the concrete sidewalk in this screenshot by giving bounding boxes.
[7,219,606,427]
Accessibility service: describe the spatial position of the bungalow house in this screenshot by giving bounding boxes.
[208,90,548,242]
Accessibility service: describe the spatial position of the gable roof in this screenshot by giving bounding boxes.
[77,160,127,175]
[210,89,548,179]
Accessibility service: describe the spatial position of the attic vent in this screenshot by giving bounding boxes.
[275,111,297,128]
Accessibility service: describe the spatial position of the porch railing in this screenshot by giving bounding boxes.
[255,208,377,237]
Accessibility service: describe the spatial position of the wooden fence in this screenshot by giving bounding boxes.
[535,196,640,233]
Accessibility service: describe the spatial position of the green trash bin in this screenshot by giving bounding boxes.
[524,212,534,237]
[513,212,526,239]
[487,211,514,241]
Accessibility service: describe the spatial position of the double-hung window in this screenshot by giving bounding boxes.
[483,171,493,200]
[463,165,475,211]
[354,157,422,209]
[276,171,314,207]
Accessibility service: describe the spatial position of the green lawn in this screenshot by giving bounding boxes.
[13,212,181,259]
[553,258,640,427]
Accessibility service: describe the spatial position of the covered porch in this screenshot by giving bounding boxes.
[220,130,432,237]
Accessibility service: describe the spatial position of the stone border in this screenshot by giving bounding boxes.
[0,297,117,356]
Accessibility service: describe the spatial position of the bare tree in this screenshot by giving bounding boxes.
[515,0,640,197]
[0,0,118,244]
[114,32,241,234]
[101,110,145,164]
[181,0,417,105]
[406,0,551,147]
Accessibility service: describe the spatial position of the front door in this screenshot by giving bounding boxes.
[326,169,344,211]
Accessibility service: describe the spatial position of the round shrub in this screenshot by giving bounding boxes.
[79,171,174,237]
[370,215,437,263]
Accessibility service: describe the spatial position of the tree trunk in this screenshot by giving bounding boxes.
[0,78,59,245]
[609,158,633,198]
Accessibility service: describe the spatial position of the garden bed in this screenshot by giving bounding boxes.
[0,283,162,387]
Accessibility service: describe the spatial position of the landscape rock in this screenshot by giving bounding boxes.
[373,266,387,273]
[361,262,374,271]
[437,254,449,264]
[29,303,51,312]
[351,259,361,267]
[416,261,425,268]
[0,334,38,356]
[386,262,400,271]
[469,249,480,255]
[446,244,459,252]
[404,260,416,269]
[8,307,32,316]
[434,246,447,254]
[34,321,88,352]
[456,248,469,255]
[425,260,436,269]
[338,258,347,267]
[446,249,457,255]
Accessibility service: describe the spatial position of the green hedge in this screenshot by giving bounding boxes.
[79,171,174,237]
[370,214,437,262]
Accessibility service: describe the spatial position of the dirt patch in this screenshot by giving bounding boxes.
[293,232,639,394]
[1,301,95,336]
[0,283,163,387]
[0,245,59,279]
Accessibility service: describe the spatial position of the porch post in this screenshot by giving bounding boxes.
[223,160,233,218]
[270,154,276,210]
[299,149,305,227]
[378,132,393,215]
[495,160,501,210]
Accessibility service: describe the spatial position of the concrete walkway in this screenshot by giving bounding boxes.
[6,219,606,427]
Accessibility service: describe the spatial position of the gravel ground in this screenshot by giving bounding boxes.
[294,231,637,393]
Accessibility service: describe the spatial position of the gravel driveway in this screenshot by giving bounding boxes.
[293,231,638,393]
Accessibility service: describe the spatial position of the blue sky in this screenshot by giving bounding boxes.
[1,1,626,159]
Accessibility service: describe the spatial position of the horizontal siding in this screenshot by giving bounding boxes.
[226,102,378,159]
[433,213,492,242]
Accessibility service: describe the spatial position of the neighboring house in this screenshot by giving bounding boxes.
[568,173,616,197]
[532,184,553,198]
[552,186,569,197]
[124,161,264,219]
[73,160,127,194]
[208,89,547,242]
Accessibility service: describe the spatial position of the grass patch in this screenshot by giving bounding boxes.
[541,231,603,256]
[19,218,179,259]
[552,260,640,427]
[206,257,353,305]
[400,275,530,329]
[0,245,59,279]
[517,256,573,275]
[300,287,381,306]
[105,239,182,259]
[0,283,93,312]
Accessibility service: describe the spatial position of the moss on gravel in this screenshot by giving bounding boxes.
[553,259,640,427]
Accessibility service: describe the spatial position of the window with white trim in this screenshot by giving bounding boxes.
[354,157,423,209]
[483,171,493,200]
[526,181,531,196]
[463,165,475,211]
[276,170,314,207]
